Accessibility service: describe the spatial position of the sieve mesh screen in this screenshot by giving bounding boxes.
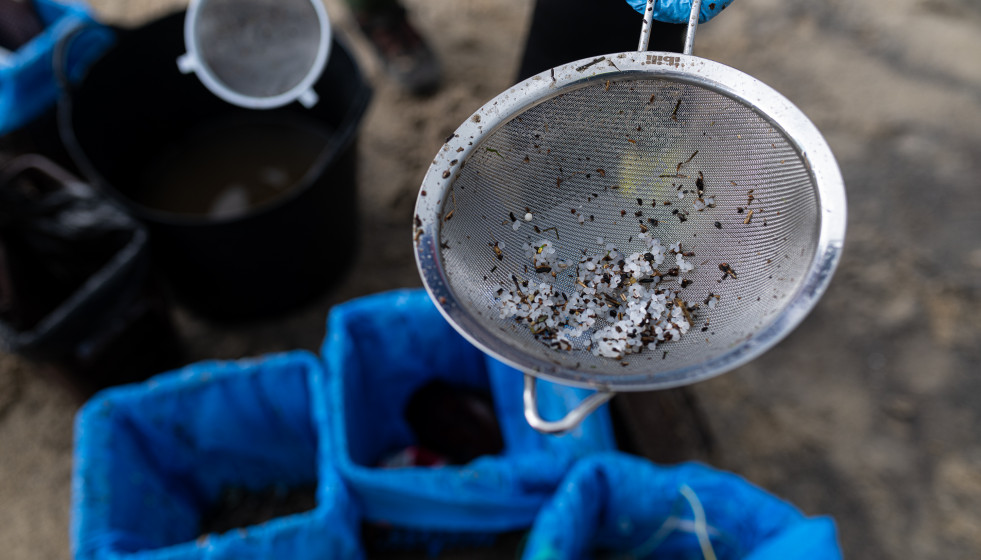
[194,0,322,98]
[436,75,820,379]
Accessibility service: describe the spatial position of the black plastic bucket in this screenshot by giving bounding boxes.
[59,12,371,321]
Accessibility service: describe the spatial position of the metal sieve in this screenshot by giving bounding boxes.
[413,0,846,433]
[177,0,331,109]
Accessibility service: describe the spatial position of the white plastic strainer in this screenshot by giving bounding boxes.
[414,0,846,433]
[177,0,331,109]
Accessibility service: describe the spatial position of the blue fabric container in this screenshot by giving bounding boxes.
[0,0,113,136]
[522,452,842,560]
[315,289,617,536]
[71,351,364,560]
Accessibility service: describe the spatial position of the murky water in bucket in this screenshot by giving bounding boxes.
[135,115,332,219]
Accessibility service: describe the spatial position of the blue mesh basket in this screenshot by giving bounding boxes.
[71,351,363,560]
[314,289,617,553]
[522,452,843,560]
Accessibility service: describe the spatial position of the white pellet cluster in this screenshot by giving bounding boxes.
[692,195,716,211]
[497,232,698,359]
[523,239,558,269]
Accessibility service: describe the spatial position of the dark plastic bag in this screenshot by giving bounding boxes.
[0,154,182,395]
[0,154,133,335]
[72,351,364,560]
[315,289,616,552]
[522,452,842,560]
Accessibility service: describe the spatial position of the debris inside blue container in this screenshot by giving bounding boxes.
[317,289,617,558]
[72,351,364,560]
[366,379,510,555]
[199,484,318,536]
[397,380,504,466]
[363,525,528,559]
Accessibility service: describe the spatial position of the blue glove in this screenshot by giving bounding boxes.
[625,0,734,24]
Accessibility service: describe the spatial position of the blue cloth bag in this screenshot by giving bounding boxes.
[522,452,842,560]
[71,351,363,560]
[315,289,617,536]
[0,0,113,136]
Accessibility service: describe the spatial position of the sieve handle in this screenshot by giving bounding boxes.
[523,374,615,434]
[638,0,703,55]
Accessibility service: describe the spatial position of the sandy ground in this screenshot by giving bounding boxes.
[1,0,980,558]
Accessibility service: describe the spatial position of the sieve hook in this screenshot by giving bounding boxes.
[523,374,614,434]
[638,0,703,55]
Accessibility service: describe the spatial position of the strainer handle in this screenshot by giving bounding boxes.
[523,374,615,434]
[638,0,703,55]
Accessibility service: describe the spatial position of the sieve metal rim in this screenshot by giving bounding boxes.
[179,0,332,109]
[414,51,846,392]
